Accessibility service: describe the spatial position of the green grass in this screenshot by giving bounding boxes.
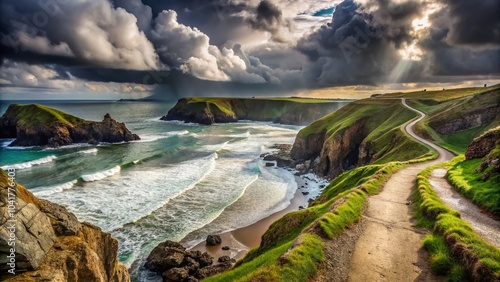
[207,161,411,281]
[407,88,500,155]
[7,104,85,127]
[448,156,500,216]
[422,234,463,277]
[414,165,500,280]
[296,99,434,164]
[380,84,500,101]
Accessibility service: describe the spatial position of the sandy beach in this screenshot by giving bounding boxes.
[190,172,326,262]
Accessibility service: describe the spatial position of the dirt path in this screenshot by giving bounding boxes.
[348,99,454,281]
[429,168,500,248]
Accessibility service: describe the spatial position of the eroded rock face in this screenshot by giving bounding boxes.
[0,104,140,147]
[430,107,498,135]
[145,240,232,282]
[0,169,130,282]
[291,118,371,179]
[465,127,500,160]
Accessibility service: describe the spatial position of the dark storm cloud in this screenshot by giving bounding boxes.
[247,0,291,42]
[296,0,424,85]
[295,0,500,85]
[441,0,500,47]
[0,0,499,95]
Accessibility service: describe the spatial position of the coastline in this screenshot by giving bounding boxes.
[189,172,325,262]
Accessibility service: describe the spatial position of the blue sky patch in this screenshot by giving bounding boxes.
[313,6,335,17]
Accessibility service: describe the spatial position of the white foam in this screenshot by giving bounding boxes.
[0,139,15,147]
[158,120,200,126]
[1,155,57,170]
[39,153,219,232]
[32,180,78,197]
[134,130,190,143]
[81,165,121,182]
[80,148,98,154]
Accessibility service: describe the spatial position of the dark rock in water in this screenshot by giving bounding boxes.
[265,162,275,167]
[206,235,222,246]
[222,246,230,250]
[163,267,189,282]
[320,184,325,188]
[0,104,140,147]
[218,256,231,263]
[299,206,305,210]
[302,192,309,195]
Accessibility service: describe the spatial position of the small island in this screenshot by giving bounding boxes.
[0,104,140,147]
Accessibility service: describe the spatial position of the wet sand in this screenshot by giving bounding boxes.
[190,174,321,262]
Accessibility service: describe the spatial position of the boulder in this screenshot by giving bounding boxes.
[206,235,222,246]
[218,256,231,263]
[163,267,189,282]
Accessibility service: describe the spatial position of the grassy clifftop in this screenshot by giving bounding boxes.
[402,85,500,154]
[162,97,351,125]
[291,99,433,178]
[3,104,86,127]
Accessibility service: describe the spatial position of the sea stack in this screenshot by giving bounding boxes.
[0,104,140,147]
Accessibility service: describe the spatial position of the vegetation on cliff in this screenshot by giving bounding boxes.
[0,104,140,147]
[403,85,500,154]
[205,161,411,281]
[291,99,433,178]
[162,97,350,125]
[0,169,130,281]
[446,127,500,216]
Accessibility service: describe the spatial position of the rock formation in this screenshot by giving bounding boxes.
[162,98,347,125]
[465,126,500,179]
[145,240,234,281]
[0,169,130,281]
[0,104,140,147]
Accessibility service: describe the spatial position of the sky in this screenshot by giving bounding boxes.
[0,0,499,100]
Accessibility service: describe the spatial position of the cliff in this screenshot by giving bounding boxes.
[0,104,140,147]
[0,168,130,281]
[465,126,500,178]
[161,97,349,125]
[407,86,500,154]
[290,99,431,178]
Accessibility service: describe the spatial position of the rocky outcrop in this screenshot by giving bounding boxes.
[0,104,140,147]
[145,240,234,281]
[465,126,500,179]
[465,126,500,159]
[0,169,130,281]
[430,107,498,135]
[291,118,372,178]
[162,98,346,125]
[428,89,500,135]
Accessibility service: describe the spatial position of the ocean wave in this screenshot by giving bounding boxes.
[134,130,190,143]
[32,180,78,197]
[81,165,121,182]
[1,155,57,170]
[80,148,98,154]
[0,138,15,147]
[157,120,201,126]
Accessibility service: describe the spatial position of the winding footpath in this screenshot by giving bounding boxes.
[348,99,454,281]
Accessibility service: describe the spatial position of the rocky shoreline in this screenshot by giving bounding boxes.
[0,169,130,281]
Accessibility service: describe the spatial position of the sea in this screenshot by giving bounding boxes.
[0,100,349,281]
